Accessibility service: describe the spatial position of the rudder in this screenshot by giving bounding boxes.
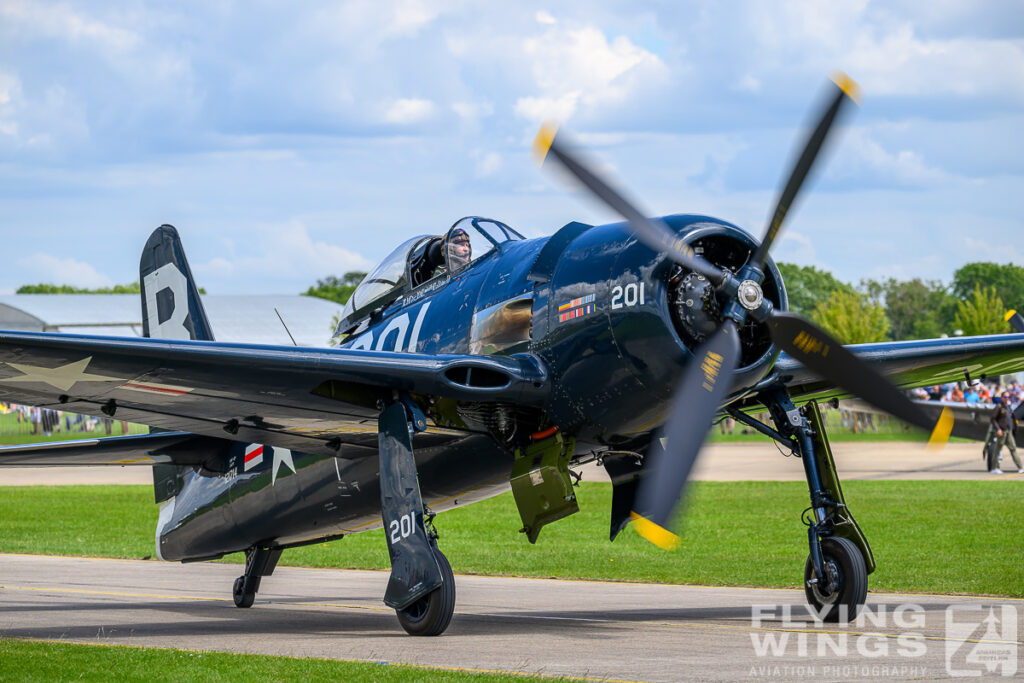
[140,224,215,341]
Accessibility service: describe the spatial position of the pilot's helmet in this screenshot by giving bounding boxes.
[447,227,472,270]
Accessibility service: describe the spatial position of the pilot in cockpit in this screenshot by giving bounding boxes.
[446,227,472,271]
[409,228,473,288]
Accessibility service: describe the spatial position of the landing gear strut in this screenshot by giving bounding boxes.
[735,393,874,622]
[232,546,282,608]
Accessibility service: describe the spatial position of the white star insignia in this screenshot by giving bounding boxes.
[272,447,295,486]
[0,356,124,392]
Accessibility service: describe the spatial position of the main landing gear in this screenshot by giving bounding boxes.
[232,546,282,608]
[730,393,874,622]
[378,396,456,636]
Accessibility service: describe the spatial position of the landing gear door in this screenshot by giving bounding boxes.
[378,402,444,610]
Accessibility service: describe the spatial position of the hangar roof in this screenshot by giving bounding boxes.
[0,294,341,347]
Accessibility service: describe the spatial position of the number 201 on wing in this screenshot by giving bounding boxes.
[611,283,645,309]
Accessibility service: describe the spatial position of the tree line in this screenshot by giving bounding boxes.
[779,261,1024,343]
[17,282,207,294]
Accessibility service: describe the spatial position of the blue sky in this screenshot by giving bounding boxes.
[0,1,1021,294]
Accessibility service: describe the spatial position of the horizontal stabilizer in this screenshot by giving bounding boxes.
[0,431,231,467]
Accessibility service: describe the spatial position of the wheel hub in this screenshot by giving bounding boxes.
[809,557,842,605]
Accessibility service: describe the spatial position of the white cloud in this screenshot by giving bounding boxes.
[383,98,435,124]
[475,151,502,177]
[963,236,1024,265]
[515,94,580,124]
[389,0,440,36]
[0,0,139,52]
[735,74,761,93]
[17,253,113,288]
[535,10,557,25]
[846,25,1024,99]
[776,230,817,264]
[452,100,494,122]
[739,2,1024,101]
[839,128,950,186]
[515,25,669,123]
[193,222,371,284]
[0,71,21,139]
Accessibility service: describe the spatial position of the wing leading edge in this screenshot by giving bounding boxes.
[775,332,1024,405]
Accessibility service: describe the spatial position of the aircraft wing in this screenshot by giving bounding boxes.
[0,431,232,467]
[0,330,548,459]
[774,332,1024,405]
[836,398,1024,446]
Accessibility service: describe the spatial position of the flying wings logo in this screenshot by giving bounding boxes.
[701,350,724,392]
[792,331,830,357]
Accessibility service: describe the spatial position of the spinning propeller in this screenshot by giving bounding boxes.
[535,73,953,549]
[1007,309,1024,333]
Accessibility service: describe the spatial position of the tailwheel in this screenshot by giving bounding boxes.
[232,575,256,608]
[231,546,280,609]
[395,548,456,636]
[804,536,867,623]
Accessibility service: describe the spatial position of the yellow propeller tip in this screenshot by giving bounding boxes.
[831,71,862,105]
[1005,309,1017,322]
[926,406,954,452]
[532,121,558,166]
[630,511,680,550]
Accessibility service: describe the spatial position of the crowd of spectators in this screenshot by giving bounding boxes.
[0,402,130,437]
[911,379,1024,407]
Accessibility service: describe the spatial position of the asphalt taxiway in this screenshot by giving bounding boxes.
[2,443,1019,680]
[1,554,1020,681]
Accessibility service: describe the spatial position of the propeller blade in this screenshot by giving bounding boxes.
[630,320,741,549]
[1006,309,1024,333]
[750,72,861,270]
[769,312,953,448]
[534,123,726,283]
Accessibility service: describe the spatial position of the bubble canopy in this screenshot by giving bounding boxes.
[337,217,524,334]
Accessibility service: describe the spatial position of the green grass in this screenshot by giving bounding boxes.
[1,481,1020,596]
[0,411,147,445]
[0,639,566,682]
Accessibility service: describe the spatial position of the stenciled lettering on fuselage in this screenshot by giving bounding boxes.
[348,302,431,353]
[143,263,192,340]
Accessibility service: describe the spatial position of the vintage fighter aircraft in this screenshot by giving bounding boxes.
[2,74,1024,637]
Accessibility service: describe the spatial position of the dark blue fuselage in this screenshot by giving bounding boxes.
[159,215,786,561]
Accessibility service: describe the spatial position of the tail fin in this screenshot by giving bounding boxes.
[140,224,215,341]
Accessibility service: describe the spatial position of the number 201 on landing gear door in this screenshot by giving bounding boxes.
[390,512,417,544]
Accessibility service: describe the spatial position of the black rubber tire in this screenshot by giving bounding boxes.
[233,575,255,608]
[395,548,456,636]
[804,536,867,623]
